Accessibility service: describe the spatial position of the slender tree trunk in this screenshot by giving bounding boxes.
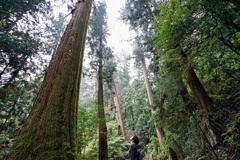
[107,93,112,111]
[178,50,217,152]
[130,106,135,131]
[141,58,164,146]
[98,58,108,160]
[6,1,93,159]
[98,47,108,160]
[142,58,152,106]
[143,57,181,159]
[111,79,126,140]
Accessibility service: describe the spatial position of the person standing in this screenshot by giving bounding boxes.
[128,134,140,160]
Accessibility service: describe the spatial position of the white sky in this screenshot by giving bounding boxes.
[103,0,138,79]
[104,0,133,56]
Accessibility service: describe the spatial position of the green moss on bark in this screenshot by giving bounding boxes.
[6,0,93,159]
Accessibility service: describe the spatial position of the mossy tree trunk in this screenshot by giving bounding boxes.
[178,50,218,155]
[6,0,93,159]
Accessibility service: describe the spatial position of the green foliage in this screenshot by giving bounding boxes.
[102,48,116,86]
[87,1,108,57]
[2,0,239,159]
[118,73,156,157]
[87,1,115,84]
[107,121,129,159]
[121,0,153,31]
[77,94,130,159]
[132,44,145,66]
[0,75,42,159]
[0,0,51,33]
[0,31,40,86]
[77,101,98,159]
[81,0,240,159]
[42,13,67,55]
[223,111,240,149]
[152,0,240,159]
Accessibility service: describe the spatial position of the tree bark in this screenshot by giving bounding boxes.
[107,93,112,111]
[178,50,212,116]
[141,57,164,146]
[6,1,93,159]
[130,106,135,131]
[142,58,152,106]
[98,54,108,160]
[111,79,126,140]
[178,50,217,151]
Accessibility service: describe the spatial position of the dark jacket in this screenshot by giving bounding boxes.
[128,143,138,160]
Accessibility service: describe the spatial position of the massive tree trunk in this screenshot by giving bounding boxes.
[6,1,93,159]
[178,50,212,118]
[111,79,126,140]
[141,58,164,146]
[178,50,217,153]
[97,45,108,160]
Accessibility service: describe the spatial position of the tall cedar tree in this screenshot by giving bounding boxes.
[87,2,108,159]
[6,0,93,159]
[98,50,108,160]
[133,44,166,153]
